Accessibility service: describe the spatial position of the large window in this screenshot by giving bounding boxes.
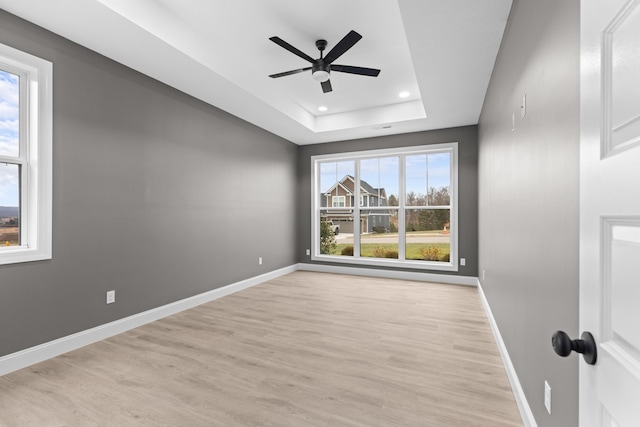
[0,43,52,265]
[312,143,458,271]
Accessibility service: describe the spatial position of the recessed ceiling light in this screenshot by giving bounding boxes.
[399,91,410,98]
[318,106,328,112]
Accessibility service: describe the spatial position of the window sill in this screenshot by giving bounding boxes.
[311,254,458,272]
[0,246,51,266]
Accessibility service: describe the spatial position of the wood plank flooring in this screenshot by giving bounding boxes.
[0,271,522,426]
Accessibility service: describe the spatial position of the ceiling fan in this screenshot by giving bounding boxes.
[268,30,381,93]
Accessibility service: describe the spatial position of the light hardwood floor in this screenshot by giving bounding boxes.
[0,271,522,426]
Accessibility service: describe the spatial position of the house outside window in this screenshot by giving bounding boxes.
[0,43,52,265]
[312,143,458,271]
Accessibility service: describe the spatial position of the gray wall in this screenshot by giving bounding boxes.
[297,126,478,277]
[477,0,579,425]
[0,11,298,357]
[1,5,578,425]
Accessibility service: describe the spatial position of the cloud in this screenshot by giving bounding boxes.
[0,163,19,207]
[0,73,19,114]
[0,69,19,157]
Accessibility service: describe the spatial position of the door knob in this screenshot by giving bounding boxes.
[551,330,597,365]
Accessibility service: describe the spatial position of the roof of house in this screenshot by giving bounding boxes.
[324,175,386,198]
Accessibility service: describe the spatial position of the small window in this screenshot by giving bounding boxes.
[0,43,52,265]
[332,196,346,207]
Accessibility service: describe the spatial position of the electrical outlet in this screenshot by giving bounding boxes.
[544,381,551,414]
[460,258,466,266]
[306,249,310,256]
[482,270,486,280]
[106,290,115,304]
[258,257,262,265]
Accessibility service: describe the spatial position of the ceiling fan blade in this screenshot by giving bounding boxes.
[321,79,333,93]
[331,65,381,77]
[324,30,362,64]
[269,36,315,63]
[269,67,312,78]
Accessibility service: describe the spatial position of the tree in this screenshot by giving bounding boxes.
[428,186,451,231]
[405,187,451,231]
[406,191,417,206]
[428,186,450,205]
[320,217,337,254]
[418,209,435,230]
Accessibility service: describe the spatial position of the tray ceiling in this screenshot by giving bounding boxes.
[0,0,512,145]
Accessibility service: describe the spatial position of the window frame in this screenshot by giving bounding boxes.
[311,143,458,271]
[0,43,53,265]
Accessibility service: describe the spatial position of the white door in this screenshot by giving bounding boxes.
[581,0,640,425]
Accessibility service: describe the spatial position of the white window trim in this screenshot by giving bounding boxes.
[311,143,458,272]
[0,43,53,265]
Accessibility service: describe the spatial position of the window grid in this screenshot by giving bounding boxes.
[0,66,26,247]
[0,43,52,265]
[312,143,458,271]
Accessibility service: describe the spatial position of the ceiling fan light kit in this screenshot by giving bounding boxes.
[269,30,380,93]
[312,70,330,82]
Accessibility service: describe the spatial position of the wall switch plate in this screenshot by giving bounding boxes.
[482,270,486,280]
[544,381,551,414]
[106,290,115,304]
[521,94,527,119]
[258,257,262,265]
[460,258,466,266]
[306,249,310,256]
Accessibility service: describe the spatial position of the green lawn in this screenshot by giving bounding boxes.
[359,230,444,239]
[333,242,450,260]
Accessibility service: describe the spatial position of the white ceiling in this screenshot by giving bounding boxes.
[0,0,512,145]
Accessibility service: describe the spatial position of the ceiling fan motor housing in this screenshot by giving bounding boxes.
[315,39,328,51]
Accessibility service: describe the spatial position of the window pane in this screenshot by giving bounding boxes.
[319,210,354,256]
[0,69,20,158]
[405,155,427,206]
[320,161,355,208]
[360,157,399,208]
[405,209,450,262]
[0,163,20,246]
[361,209,398,259]
[428,153,451,206]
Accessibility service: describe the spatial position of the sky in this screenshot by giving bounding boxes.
[0,69,20,207]
[319,152,451,198]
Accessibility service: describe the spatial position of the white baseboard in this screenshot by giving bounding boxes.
[297,262,478,286]
[0,264,298,377]
[477,279,537,427]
